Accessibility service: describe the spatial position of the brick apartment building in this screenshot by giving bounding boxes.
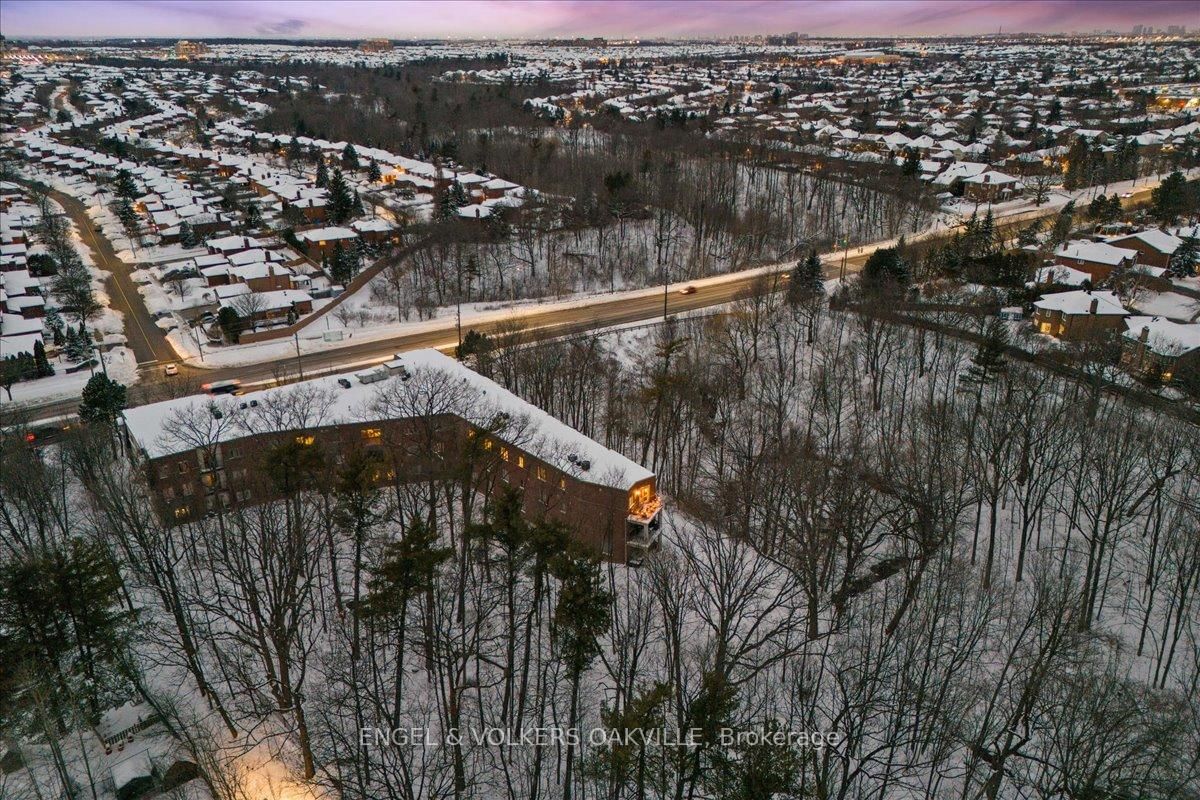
[120,350,662,563]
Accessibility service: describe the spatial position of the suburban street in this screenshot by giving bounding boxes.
[6,177,1166,423]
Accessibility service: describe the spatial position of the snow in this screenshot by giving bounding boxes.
[1128,290,1200,322]
[122,348,653,490]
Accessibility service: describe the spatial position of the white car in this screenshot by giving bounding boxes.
[164,364,179,377]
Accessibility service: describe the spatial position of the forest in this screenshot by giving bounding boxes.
[2,282,1197,799]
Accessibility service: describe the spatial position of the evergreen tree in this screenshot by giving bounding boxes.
[315,157,329,188]
[450,180,469,208]
[178,220,198,248]
[1169,234,1199,278]
[787,249,825,305]
[353,189,365,216]
[1051,200,1076,247]
[862,245,910,292]
[286,135,302,164]
[552,551,612,800]
[327,168,354,224]
[79,373,127,428]
[342,143,360,169]
[901,147,921,177]
[32,340,53,378]
[367,159,382,182]
[960,320,1009,389]
[217,306,243,343]
[45,306,65,346]
[1151,171,1188,225]
[114,168,138,199]
[244,202,263,231]
[0,537,132,728]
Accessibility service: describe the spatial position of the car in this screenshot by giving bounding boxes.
[678,285,697,295]
[164,364,179,377]
[1121,192,1133,198]
[337,378,352,389]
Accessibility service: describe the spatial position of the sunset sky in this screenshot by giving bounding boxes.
[3,0,1197,40]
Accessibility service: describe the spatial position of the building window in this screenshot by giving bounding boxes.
[536,466,548,481]
[518,455,526,469]
[484,438,494,451]
[174,506,189,519]
[296,434,315,446]
[236,489,251,502]
[559,477,567,492]
[158,465,170,480]
[177,462,188,474]
[163,487,175,500]
[362,428,382,440]
[182,483,194,496]
[500,447,510,462]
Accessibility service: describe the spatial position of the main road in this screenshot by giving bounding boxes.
[8,178,1165,423]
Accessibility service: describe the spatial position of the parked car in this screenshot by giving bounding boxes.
[164,364,179,377]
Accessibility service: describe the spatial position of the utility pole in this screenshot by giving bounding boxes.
[839,235,850,281]
[662,261,669,320]
[294,332,304,381]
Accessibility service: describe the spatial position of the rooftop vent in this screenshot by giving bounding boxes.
[578,459,591,471]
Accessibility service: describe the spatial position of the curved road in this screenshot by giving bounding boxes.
[9,178,1165,423]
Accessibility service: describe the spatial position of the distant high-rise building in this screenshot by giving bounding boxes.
[175,40,207,60]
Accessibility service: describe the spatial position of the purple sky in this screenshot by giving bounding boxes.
[4,0,1197,40]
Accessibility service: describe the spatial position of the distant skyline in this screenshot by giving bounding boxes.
[3,0,1197,40]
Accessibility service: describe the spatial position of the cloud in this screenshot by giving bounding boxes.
[255,17,308,36]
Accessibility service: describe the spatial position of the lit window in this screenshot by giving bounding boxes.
[484,438,493,451]
[559,477,567,491]
[536,466,547,481]
[518,455,526,468]
[500,447,510,461]
[362,428,382,440]
[296,435,315,446]
[174,506,189,518]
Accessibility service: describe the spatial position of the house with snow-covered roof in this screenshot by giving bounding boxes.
[1121,316,1200,382]
[1033,289,1129,340]
[1052,239,1139,283]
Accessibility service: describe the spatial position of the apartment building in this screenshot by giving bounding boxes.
[120,349,662,563]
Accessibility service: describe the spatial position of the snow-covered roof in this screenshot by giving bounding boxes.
[121,349,653,491]
[1123,316,1200,357]
[1108,228,1182,255]
[1034,290,1128,316]
[1054,240,1138,266]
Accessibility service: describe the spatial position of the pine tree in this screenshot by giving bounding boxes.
[1169,234,1199,278]
[342,143,359,169]
[367,160,382,182]
[353,188,365,216]
[787,249,825,305]
[45,306,65,346]
[327,168,353,224]
[79,373,127,427]
[114,168,138,199]
[315,158,329,188]
[901,147,921,177]
[1051,200,1076,247]
[960,320,1009,389]
[32,340,54,377]
[178,221,198,248]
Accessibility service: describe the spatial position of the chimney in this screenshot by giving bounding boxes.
[1140,325,1149,342]
[1089,298,1098,314]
